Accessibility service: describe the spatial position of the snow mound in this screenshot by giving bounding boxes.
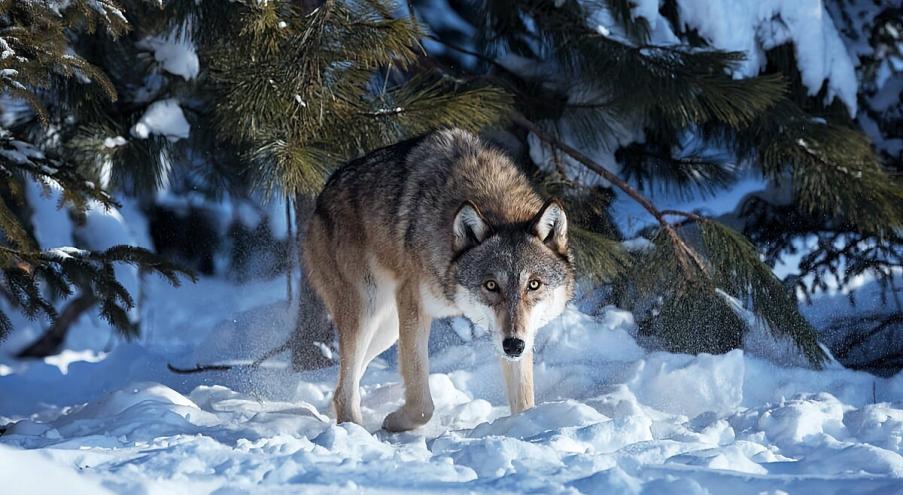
[631,350,745,418]
[754,393,848,449]
[845,403,903,454]
[2,277,902,493]
[0,444,113,495]
[131,98,190,141]
[468,400,608,439]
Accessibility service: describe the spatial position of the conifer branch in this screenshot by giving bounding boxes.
[510,111,706,275]
[512,110,825,365]
[511,112,661,222]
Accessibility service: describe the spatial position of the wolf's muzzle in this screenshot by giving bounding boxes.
[502,337,526,357]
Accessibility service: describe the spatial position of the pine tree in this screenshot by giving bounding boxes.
[757,0,903,372]
[169,0,511,368]
[178,0,511,198]
[46,0,897,371]
[0,1,193,345]
[414,0,903,366]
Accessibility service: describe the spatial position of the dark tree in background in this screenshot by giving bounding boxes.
[2,1,900,372]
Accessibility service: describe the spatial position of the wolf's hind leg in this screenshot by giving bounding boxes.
[501,350,535,415]
[383,284,433,432]
[333,291,367,425]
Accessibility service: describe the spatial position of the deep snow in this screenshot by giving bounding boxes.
[2,275,902,494]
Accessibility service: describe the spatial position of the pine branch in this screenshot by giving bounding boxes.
[208,0,511,197]
[0,0,128,119]
[478,0,787,135]
[0,135,119,215]
[724,100,903,235]
[0,244,194,343]
[511,112,824,366]
[511,111,706,276]
[571,227,629,282]
[738,185,903,302]
[617,142,739,200]
[699,220,828,366]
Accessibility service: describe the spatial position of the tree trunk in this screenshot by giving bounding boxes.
[17,294,97,358]
[285,195,294,303]
[290,194,335,371]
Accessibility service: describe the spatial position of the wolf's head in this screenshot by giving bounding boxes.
[451,199,575,360]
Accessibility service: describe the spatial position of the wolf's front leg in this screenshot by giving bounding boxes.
[383,286,434,432]
[501,350,535,414]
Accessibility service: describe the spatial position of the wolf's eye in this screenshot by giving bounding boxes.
[527,280,542,291]
[483,280,499,292]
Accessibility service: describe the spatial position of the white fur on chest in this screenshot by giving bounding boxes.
[419,282,461,319]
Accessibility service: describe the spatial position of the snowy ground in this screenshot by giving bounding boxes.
[2,275,903,494]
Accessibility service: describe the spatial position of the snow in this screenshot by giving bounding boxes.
[103,136,127,148]
[0,136,46,165]
[626,0,859,115]
[43,350,107,375]
[26,180,75,249]
[88,1,127,25]
[137,24,199,81]
[131,98,191,142]
[0,37,15,60]
[0,444,114,495]
[2,275,902,494]
[45,246,88,260]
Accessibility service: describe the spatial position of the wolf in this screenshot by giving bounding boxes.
[302,128,575,431]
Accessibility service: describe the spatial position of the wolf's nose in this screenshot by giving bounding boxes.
[502,337,526,357]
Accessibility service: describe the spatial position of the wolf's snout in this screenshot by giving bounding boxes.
[502,337,526,357]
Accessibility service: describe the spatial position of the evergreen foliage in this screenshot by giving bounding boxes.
[420,0,903,366]
[185,0,511,197]
[0,0,193,342]
[729,100,903,235]
[182,0,900,367]
[3,0,897,369]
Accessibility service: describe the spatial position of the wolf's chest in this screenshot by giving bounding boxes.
[418,282,461,319]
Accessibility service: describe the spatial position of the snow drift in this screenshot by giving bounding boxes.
[1,276,902,494]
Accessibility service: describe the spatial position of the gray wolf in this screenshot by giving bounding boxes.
[302,128,575,431]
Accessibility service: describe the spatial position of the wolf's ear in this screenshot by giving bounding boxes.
[532,199,568,255]
[453,201,490,254]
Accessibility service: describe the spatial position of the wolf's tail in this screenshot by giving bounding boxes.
[168,198,336,375]
[167,276,336,375]
[289,269,336,371]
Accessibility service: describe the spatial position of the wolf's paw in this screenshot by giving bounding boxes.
[382,407,431,432]
[333,396,364,426]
